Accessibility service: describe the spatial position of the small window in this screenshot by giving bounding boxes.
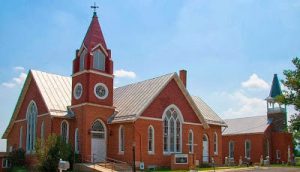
[245,140,251,159]
[188,130,193,153]
[229,141,234,158]
[213,132,218,155]
[119,126,125,153]
[41,121,44,140]
[61,120,69,143]
[2,158,11,168]
[19,126,23,148]
[276,150,281,159]
[93,50,106,71]
[75,128,79,153]
[79,49,87,71]
[148,126,155,154]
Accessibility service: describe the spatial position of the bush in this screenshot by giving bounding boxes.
[35,134,73,172]
[9,148,26,167]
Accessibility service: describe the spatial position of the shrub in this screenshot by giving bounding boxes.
[35,134,73,172]
[9,148,26,167]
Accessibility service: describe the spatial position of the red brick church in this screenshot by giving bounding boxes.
[222,74,293,164]
[2,11,227,170]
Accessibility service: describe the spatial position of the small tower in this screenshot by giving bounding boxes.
[265,74,287,132]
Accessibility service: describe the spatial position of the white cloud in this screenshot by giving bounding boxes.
[1,68,27,88]
[222,90,266,119]
[114,69,136,79]
[1,82,16,88]
[13,66,25,72]
[241,74,270,90]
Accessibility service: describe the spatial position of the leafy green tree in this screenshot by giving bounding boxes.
[35,134,73,172]
[277,57,300,155]
[8,148,26,167]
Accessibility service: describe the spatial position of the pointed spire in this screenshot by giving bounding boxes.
[82,10,107,51]
[269,74,282,98]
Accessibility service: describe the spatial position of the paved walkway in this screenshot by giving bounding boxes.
[206,167,300,172]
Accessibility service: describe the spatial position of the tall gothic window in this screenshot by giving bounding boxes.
[75,128,79,153]
[79,49,87,71]
[188,130,193,153]
[26,101,37,152]
[119,125,125,153]
[229,141,234,158]
[148,125,154,154]
[163,105,182,153]
[245,140,251,159]
[214,132,218,155]
[61,121,69,143]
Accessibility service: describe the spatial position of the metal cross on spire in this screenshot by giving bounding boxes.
[91,2,99,14]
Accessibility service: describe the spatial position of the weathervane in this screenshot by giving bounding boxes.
[91,2,99,14]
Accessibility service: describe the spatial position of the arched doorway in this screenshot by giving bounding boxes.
[203,134,209,163]
[91,120,106,162]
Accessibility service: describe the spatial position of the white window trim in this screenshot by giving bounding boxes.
[61,120,69,143]
[119,125,124,154]
[19,126,23,148]
[276,150,281,159]
[75,128,79,153]
[245,140,251,159]
[148,125,155,154]
[162,104,183,155]
[188,130,194,153]
[214,132,218,155]
[2,158,10,168]
[94,83,109,100]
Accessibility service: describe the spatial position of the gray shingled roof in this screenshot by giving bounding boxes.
[223,115,270,135]
[192,96,227,126]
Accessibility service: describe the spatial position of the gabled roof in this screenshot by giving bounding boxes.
[223,115,270,136]
[112,73,175,122]
[192,96,227,126]
[82,13,107,51]
[31,70,72,116]
[269,74,282,98]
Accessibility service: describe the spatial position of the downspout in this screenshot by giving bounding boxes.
[133,121,142,162]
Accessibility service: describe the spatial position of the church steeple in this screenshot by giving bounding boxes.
[71,7,114,106]
[72,8,113,75]
[82,11,107,51]
[266,74,287,132]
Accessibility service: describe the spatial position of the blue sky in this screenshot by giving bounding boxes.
[0,0,299,151]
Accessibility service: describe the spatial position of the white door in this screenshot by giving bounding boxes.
[203,135,209,163]
[91,120,106,163]
[91,136,106,162]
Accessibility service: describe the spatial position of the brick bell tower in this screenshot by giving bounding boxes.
[72,11,114,107]
[71,9,115,162]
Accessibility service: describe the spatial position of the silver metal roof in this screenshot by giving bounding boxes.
[223,115,270,135]
[113,73,175,122]
[31,70,71,116]
[192,96,227,126]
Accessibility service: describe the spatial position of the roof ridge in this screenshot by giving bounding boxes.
[30,69,70,79]
[114,72,176,90]
[224,115,266,121]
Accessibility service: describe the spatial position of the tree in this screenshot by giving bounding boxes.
[277,57,300,155]
[35,134,73,172]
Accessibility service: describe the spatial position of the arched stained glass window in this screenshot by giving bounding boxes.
[26,101,37,153]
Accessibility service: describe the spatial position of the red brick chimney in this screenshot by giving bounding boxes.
[179,70,187,87]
